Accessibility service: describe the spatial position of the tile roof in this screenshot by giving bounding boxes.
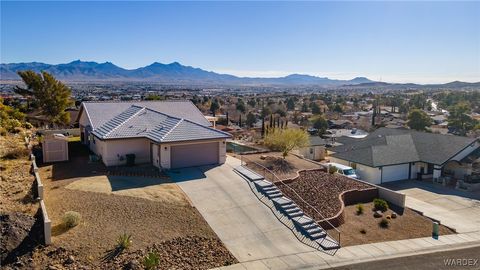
[80,100,212,129]
[331,128,477,167]
[90,104,230,143]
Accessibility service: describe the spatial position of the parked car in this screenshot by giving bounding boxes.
[326,163,359,179]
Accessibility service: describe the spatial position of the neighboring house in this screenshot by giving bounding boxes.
[77,101,231,169]
[329,127,479,184]
[294,136,326,161]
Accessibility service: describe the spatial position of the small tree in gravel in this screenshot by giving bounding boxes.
[356,204,364,215]
[264,128,309,158]
[143,251,160,270]
[117,233,132,251]
[63,211,81,228]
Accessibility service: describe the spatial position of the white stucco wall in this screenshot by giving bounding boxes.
[101,138,151,166]
[295,146,325,161]
[356,163,382,185]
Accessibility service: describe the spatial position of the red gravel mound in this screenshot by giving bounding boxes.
[277,170,372,220]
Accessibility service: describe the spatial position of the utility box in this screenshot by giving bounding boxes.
[42,134,69,163]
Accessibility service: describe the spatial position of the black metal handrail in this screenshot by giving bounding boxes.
[240,155,341,245]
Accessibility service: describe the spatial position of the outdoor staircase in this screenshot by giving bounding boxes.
[234,165,340,251]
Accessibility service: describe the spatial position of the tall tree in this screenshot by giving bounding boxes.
[210,99,220,116]
[264,128,310,158]
[15,71,73,125]
[312,116,328,135]
[448,102,476,135]
[246,112,256,128]
[407,109,432,131]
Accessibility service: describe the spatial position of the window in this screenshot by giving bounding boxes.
[310,148,314,154]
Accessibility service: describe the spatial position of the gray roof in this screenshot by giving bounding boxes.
[331,128,477,167]
[89,104,230,143]
[80,100,211,129]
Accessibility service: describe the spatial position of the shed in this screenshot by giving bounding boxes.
[42,134,69,163]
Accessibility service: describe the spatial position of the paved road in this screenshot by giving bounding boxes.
[169,156,315,262]
[383,180,480,233]
[330,245,480,270]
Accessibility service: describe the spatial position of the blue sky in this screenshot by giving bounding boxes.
[1,1,479,83]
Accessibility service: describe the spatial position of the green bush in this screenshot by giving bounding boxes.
[379,218,390,228]
[356,204,364,215]
[328,165,338,174]
[63,211,81,228]
[117,233,132,250]
[24,122,33,129]
[0,127,7,136]
[373,198,389,212]
[143,251,160,270]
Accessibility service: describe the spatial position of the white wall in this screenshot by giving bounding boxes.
[356,163,382,185]
[329,156,382,185]
[296,146,325,161]
[102,138,151,166]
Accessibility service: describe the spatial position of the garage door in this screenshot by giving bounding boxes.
[382,164,410,183]
[171,142,219,169]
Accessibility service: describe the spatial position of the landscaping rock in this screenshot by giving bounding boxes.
[391,212,397,218]
[277,170,372,220]
[374,211,383,218]
[260,155,267,160]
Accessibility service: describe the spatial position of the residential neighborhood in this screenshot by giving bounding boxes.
[1,1,480,270]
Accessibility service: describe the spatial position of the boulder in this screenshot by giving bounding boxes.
[373,211,383,218]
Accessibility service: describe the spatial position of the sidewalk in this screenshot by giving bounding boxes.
[215,231,480,270]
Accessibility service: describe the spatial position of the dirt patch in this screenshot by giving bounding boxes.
[0,135,37,216]
[328,202,455,246]
[277,170,372,220]
[64,175,188,205]
[240,152,323,180]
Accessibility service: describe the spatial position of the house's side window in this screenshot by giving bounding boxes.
[310,148,314,154]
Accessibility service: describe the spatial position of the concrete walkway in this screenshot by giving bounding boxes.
[218,232,480,270]
[382,180,480,233]
[169,156,315,262]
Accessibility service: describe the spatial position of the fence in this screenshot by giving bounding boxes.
[240,155,341,245]
[26,138,51,245]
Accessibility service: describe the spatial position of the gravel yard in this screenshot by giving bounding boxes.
[276,170,372,220]
[239,152,323,180]
[328,202,455,246]
[6,140,238,269]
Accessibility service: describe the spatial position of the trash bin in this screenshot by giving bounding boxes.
[126,154,136,166]
[432,221,439,238]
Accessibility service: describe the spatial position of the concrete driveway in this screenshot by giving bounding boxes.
[382,180,480,233]
[168,156,315,262]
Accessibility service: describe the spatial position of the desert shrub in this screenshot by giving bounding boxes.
[373,198,389,212]
[63,211,81,228]
[143,251,160,270]
[356,204,364,215]
[0,127,6,136]
[117,233,132,250]
[379,218,390,228]
[328,165,338,174]
[24,122,33,129]
[360,228,367,234]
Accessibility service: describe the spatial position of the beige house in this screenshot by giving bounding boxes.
[77,101,231,169]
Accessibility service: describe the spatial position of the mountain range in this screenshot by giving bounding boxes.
[0,60,373,86]
[1,60,479,88]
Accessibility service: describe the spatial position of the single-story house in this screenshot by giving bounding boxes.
[329,127,479,184]
[293,136,327,161]
[77,101,231,169]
